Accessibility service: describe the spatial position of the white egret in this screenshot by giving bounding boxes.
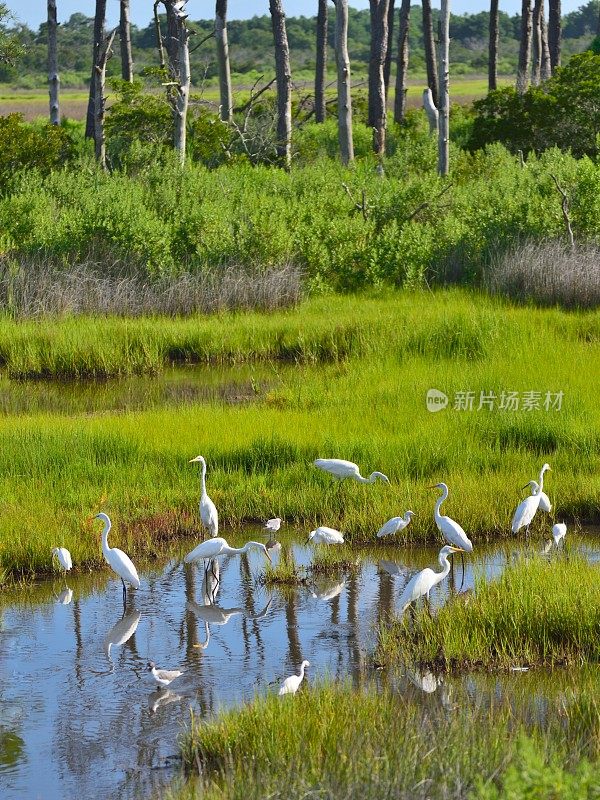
[431,483,473,557]
[264,517,282,532]
[184,536,272,569]
[95,513,140,604]
[306,526,345,545]
[535,463,552,512]
[278,660,310,696]
[147,661,183,688]
[511,481,541,534]
[314,458,389,485]
[552,522,567,547]
[51,547,72,572]
[398,545,463,613]
[189,455,219,538]
[377,511,415,538]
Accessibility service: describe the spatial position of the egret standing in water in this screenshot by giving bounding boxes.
[534,463,552,512]
[264,517,282,533]
[399,545,463,613]
[306,526,345,545]
[51,547,72,573]
[511,481,542,535]
[184,536,272,571]
[314,458,389,485]
[278,660,310,696]
[430,483,472,577]
[189,455,219,538]
[95,513,140,605]
[552,522,567,547]
[377,511,415,538]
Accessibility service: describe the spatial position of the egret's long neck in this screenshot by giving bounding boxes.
[223,541,261,556]
[436,553,452,583]
[434,487,449,524]
[354,472,370,484]
[101,519,111,556]
[538,466,547,491]
[299,662,306,679]
[200,461,207,497]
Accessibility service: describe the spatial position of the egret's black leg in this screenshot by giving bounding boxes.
[122,578,127,607]
[461,553,466,590]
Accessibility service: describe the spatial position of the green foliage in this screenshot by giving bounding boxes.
[469,52,600,158]
[0,114,75,192]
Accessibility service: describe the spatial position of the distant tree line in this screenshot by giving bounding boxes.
[2,1,599,85]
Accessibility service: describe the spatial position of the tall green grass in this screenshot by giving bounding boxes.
[173,680,600,800]
[378,556,600,668]
[0,290,599,578]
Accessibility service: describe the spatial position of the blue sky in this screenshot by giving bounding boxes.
[7,1,591,31]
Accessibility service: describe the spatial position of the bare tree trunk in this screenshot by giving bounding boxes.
[269,0,292,168]
[119,0,133,82]
[47,0,60,124]
[94,29,116,169]
[488,0,499,91]
[368,0,390,158]
[86,0,107,138]
[438,0,449,176]
[335,0,354,165]
[164,0,191,164]
[393,0,410,123]
[153,0,166,69]
[541,2,551,80]
[315,0,327,122]
[422,0,438,108]
[532,0,542,85]
[383,0,395,101]
[548,0,561,72]
[215,0,233,122]
[516,0,533,94]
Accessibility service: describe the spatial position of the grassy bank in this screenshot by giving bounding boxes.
[0,289,599,579]
[378,556,600,670]
[173,681,600,799]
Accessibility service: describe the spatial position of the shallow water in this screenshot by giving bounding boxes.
[0,363,286,416]
[0,528,598,800]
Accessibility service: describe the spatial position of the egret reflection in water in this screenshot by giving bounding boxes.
[186,597,272,626]
[55,587,73,605]
[103,610,141,663]
[147,687,183,715]
[310,578,346,601]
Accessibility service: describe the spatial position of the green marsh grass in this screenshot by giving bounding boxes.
[174,680,600,800]
[308,544,360,573]
[378,556,600,669]
[1,290,600,578]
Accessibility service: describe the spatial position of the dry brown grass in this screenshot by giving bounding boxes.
[487,239,600,309]
[0,257,303,317]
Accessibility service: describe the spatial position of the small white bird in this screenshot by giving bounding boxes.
[95,513,140,604]
[511,482,542,534]
[189,455,219,538]
[377,511,415,538]
[148,661,183,687]
[535,463,552,512]
[399,545,462,613]
[552,522,567,547]
[431,483,473,552]
[314,458,389,485]
[51,547,72,572]
[278,660,310,696]
[306,526,345,545]
[264,517,282,532]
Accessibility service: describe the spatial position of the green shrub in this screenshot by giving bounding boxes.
[0,114,75,192]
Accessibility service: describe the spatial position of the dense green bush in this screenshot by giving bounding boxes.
[469,52,600,157]
[0,138,597,291]
[0,114,76,192]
